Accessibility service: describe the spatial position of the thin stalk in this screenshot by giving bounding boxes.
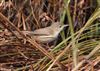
[73,0,77,23]
[66,0,78,67]
[60,2,67,44]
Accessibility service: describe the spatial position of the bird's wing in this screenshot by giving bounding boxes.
[33,27,54,36]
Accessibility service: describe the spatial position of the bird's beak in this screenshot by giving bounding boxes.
[61,24,68,29]
[63,24,68,27]
[59,24,68,31]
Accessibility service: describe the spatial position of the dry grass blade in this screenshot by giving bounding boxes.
[72,43,100,71]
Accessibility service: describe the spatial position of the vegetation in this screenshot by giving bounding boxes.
[0,0,100,71]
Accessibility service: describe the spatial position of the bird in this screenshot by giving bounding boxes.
[2,22,68,43]
[27,22,68,43]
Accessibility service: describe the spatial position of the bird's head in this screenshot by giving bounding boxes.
[52,22,68,32]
